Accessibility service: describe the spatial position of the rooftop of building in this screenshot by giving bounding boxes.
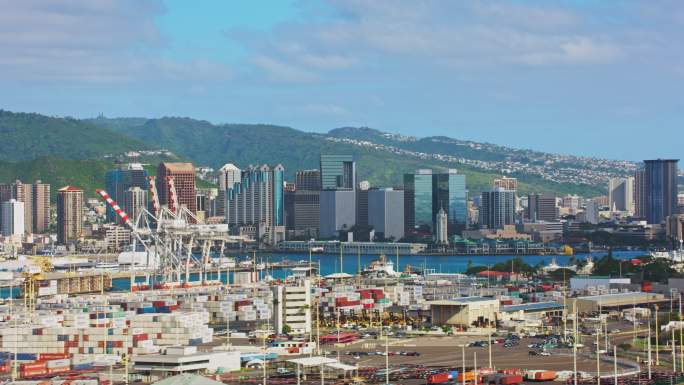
[501,301,564,312]
[58,185,83,192]
[160,162,195,172]
[577,291,664,302]
[428,296,497,306]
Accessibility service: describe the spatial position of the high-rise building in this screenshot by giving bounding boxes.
[13,180,33,234]
[404,169,467,236]
[403,169,434,234]
[105,164,148,222]
[432,170,468,233]
[642,159,679,224]
[272,280,311,336]
[367,188,404,241]
[526,193,557,222]
[435,207,448,245]
[1,199,24,237]
[284,182,296,231]
[493,176,518,191]
[57,186,83,244]
[479,189,516,229]
[224,164,285,243]
[290,170,322,236]
[584,198,600,224]
[157,162,196,213]
[608,177,635,213]
[295,170,321,191]
[356,181,370,227]
[319,190,356,239]
[293,191,320,235]
[122,187,147,225]
[32,181,50,233]
[320,155,355,190]
[217,163,241,217]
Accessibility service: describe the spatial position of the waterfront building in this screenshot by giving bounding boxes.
[479,189,515,229]
[57,186,83,244]
[367,188,404,241]
[435,207,448,245]
[224,164,285,244]
[276,240,428,255]
[32,180,50,233]
[320,155,355,190]
[1,199,24,237]
[642,159,679,224]
[157,162,196,213]
[526,193,557,222]
[608,176,635,213]
[105,163,148,222]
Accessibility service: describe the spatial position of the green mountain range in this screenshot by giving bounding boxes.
[0,109,608,200]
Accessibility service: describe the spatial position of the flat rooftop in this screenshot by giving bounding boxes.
[501,302,564,312]
[428,296,496,306]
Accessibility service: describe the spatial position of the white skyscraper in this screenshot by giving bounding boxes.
[435,207,448,244]
[608,176,635,214]
[1,199,25,237]
[217,163,242,217]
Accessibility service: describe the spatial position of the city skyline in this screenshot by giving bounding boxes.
[0,1,683,162]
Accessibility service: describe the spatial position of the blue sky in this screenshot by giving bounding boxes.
[0,0,682,162]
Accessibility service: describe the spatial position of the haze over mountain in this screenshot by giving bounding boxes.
[0,109,633,198]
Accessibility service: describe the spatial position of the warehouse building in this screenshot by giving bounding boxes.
[428,296,499,329]
[132,346,240,380]
[575,292,666,313]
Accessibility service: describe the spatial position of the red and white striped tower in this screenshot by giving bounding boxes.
[148,176,161,218]
[96,189,131,227]
[166,176,178,214]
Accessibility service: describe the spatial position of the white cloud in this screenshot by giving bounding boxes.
[0,0,231,83]
[236,0,675,83]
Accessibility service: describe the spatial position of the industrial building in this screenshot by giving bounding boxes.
[428,296,499,329]
[575,292,666,313]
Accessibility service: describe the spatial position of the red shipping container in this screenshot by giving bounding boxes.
[39,353,69,361]
[47,366,70,374]
[133,333,148,342]
[499,375,524,385]
[427,373,450,384]
[21,368,47,378]
[20,362,47,371]
[500,300,513,305]
[83,335,89,341]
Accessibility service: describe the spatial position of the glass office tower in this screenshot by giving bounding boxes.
[320,155,356,190]
[403,169,434,234]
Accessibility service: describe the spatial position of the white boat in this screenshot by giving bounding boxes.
[218,257,236,269]
[650,250,684,263]
[362,255,399,277]
[309,246,325,253]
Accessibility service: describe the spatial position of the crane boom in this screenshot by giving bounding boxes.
[96,189,132,227]
[148,176,161,219]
